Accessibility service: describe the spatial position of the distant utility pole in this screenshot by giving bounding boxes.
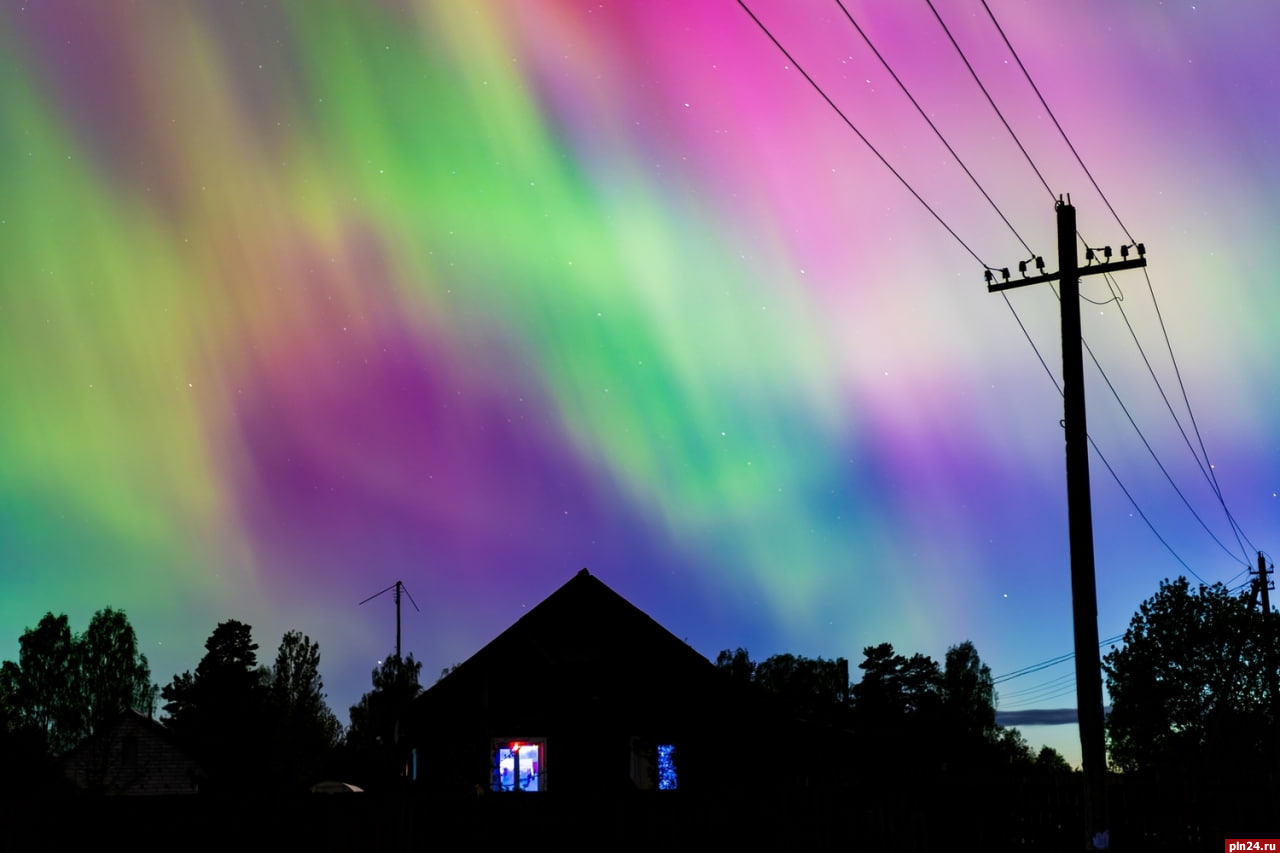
[359,580,421,661]
[1251,551,1273,613]
[988,195,1146,850]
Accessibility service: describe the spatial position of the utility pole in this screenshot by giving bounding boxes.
[1253,550,1280,786]
[988,195,1146,850]
[1251,551,1272,613]
[359,580,421,660]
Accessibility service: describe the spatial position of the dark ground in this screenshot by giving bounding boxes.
[6,775,1277,852]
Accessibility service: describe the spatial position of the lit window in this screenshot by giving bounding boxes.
[492,739,545,792]
[657,744,677,791]
[630,738,678,790]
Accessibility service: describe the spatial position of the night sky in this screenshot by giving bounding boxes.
[3,1,1277,766]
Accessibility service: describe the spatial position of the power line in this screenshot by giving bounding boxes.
[744,0,1250,584]
[925,0,1055,202]
[998,670,1074,701]
[736,0,995,269]
[923,0,1234,575]
[999,681,1079,710]
[999,288,1212,584]
[979,0,1258,562]
[1224,566,1251,587]
[1108,270,1253,562]
[1086,430,1210,586]
[1139,267,1257,556]
[993,633,1124,685]
[978,0,1129,240]
[999,294,1059,391]
[1077,318,1248,568]
[831,0,1037,256]
[829,0,1210,576]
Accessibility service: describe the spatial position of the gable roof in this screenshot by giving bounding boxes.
[409,569,721,730]
[61,709,203,795]
[61,709,190,760]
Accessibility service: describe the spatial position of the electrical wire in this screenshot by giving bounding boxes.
[1108,270,1253,561]
[922,0,1233,576]
[1140,267,1257,556]
[743,0,1250,585]
[1087,430,1209,585]
[822,2,1207,577]
[978,0,1130,240]
[924,0,1055,202]
[999,288,1212,583]
[736,0,995,270]
[999,682,1079,710]
[1223,566,1250,587]
[1079,272,1123,307]
[831,0,1036,257]
[979,0,1258,562]
[1079,328,1248,568]
[999,294,1059,391]
[1000,679,1075,706]
[1002,668,1077,690]
[993,633,1124,684]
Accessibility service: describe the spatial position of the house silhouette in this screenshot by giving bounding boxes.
[404,569,791,795]
[61,709,203,795]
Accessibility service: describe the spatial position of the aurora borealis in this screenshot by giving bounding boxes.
[3,1,1277,763]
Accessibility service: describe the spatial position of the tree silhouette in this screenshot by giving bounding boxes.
[714,647,756,686]
[79,607,157,736]
[0,614,78,754]
[162,619,269,788]
[853,643,942,721]
[753,653,850,720]
[1,609,155,755]
[269,630,340,741]
[346,653,422,784]
[852,643,943,773]
[1035,744,1072,774]
[265,630,342,787]
[1103,576,1278,777]
[939,640,998,769]
[942,641,996,735]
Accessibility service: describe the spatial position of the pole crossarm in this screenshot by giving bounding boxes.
[986,257,1146,293]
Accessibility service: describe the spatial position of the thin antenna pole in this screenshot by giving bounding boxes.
[359,580,421,660]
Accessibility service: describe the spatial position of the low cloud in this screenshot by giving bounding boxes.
[997,707,1112,726]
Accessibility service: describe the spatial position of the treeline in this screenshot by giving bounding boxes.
[6,573,1275,797]
[0,609,156,755]
[720,572,1280,787]
[715,640,1071,778]
[0,609,424,793]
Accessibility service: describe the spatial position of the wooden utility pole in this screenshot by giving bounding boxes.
[988,196,1146,849]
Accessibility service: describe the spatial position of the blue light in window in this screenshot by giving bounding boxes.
[657,744,677,791]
